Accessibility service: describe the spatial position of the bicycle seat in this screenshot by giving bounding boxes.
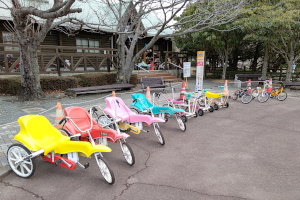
[15,115,111,156]
[64,106,129,142]
[205,91,225,99]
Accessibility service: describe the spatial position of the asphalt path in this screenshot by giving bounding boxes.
[1,96,300,200]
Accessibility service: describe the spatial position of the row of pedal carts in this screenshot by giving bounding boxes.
[6,81,231,184]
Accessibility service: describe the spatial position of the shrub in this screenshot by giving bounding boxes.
[0,72,138,95]
[41,76,78,91]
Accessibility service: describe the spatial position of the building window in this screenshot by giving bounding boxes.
[153,44,159,51]
[76,38,100,53]
[2,32,19,51]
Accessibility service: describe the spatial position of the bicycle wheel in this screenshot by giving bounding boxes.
[153,123,165,145]
[7,144,36,178]
[277,91,287,101]
[232,90,240,100]
[209,106,214,112]
[120,141,135,166]
[258,91,269,103]
[96,155,115,184]
[241,92,253,104]
[176,114,186,132]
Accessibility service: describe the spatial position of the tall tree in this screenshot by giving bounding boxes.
[242,0,300,81]
[89,0,248,83]
[0,0,82,100]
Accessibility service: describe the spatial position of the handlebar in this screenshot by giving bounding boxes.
[59,117,67,125]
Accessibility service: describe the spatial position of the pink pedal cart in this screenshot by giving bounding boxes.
[103,97,166,145]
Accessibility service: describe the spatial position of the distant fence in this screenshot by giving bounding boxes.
[206,68,300,81]
[0,44,118,74]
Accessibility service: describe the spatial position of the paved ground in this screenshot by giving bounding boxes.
[0,79,300,199]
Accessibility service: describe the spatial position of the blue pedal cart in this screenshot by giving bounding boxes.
[130,93,187,132]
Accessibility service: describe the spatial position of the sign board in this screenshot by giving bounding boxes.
[195,51,205,93]
[183,62,191,78]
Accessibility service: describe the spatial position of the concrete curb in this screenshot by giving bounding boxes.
[0,166,11,180]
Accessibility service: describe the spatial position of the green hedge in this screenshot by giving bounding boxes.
[41,76,78,91]
[0,73,137,95]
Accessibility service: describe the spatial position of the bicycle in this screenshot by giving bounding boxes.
[270,82,287,101]
[252,80,270,103]
[232,86,253,104]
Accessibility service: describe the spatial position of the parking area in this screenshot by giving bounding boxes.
[0,86,300,200]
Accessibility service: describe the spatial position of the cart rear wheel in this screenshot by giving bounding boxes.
[154,123,165,145]
[181,115,187,122]
[96,155,115,184]
[198,109,204,116]
[176,115,186,132]
[7,144,36,178]
[120,142,135,166]
[213,104,219,110]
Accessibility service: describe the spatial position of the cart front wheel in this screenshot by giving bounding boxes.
[209,106,214,112]
[224,102,229,108]
[96,155,115,184]
[7,144,36,178]
[120,141,135,166]
[154,123,165,145]
[176,115,186,132]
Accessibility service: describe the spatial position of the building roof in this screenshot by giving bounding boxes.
[0,1,173,36]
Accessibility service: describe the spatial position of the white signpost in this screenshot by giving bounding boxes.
[195,51,205,94]
[183,62,191,78]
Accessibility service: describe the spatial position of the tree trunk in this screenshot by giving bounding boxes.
[251,43,261,72]
[286,60,294,82]
[262,46,269,80]
[222,51,229,80]
[19,42,45,101]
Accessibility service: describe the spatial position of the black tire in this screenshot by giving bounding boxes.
[164,116,169,123]
[224,102,229,108]
[198,109,204,116]
[121,142,135,166]
[213,104,219,110]
[7,144,36,178]
[153,123,165,145]
[232,90,240,100]
[209,106,214,112]
[181,115,188,122]
[277,91,287,101]
[194,111,198,118]
[241,92,253,104]
[176,115,186,132]
[97,156,115,184]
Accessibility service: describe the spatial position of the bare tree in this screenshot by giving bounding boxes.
[87,0,248,83]
[0,0,82,100]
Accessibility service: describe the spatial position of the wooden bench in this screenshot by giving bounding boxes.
[234,74,263,87]
[282,81,300,90]
[65,84,135,97]
[140,77,167,92]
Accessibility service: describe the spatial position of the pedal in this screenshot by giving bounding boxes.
[78,162,89,169]
[55,159,63,166]
[83,163,89,169]
[141,129,150,133]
